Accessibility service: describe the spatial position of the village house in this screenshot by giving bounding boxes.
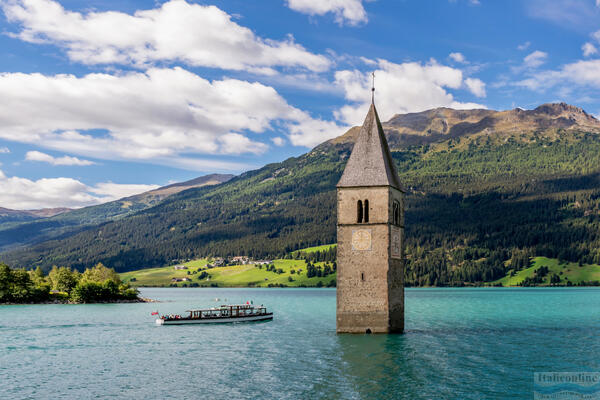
[213,257,224,266]
[171,277,191,282]
[206,257,225,268]
[251,260,272,265]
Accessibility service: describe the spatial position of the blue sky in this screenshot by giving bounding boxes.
[0,0,599,209]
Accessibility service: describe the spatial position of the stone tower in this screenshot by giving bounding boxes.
[336,101,405,334]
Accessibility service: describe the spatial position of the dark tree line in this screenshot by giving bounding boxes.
[306,261,336,278]
[292,247,336,263]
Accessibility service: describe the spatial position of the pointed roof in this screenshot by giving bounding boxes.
[337,103,402,190]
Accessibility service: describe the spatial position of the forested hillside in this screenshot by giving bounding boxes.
[2,103,600,286]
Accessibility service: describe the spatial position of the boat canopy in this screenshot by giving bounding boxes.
[185,304,265,313]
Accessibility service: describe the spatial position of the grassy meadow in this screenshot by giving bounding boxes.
[492,257,600,286]
[119,258,210,287]
[120,257,336,288]
[120,248,600,288]
[292,244,336,255]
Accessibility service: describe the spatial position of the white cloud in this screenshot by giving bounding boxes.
[525,0,600,31]
[0,68,346,161]
[256,72,339,94]
[287,116,348,147]
[0,147,9,153]
[218,133,269,155]
[517,41,531,51]
[464,78,486,97]
[2,0,330,73]
[162,157,254,172]
[271,137,285,146]
[511,50,549,74]
[449,52,467,63]
[285,0,367,25]
[0,169,158,209]
[25,150,95,166]
[0,68,270,159]
[523,50,548,68]
[359,56,377,66]
[333,59,486,125]
[582,42,598,57]
[449,0,480,5]
[593,30,600,43]
[88,182,160,202]
[515,59,600,90]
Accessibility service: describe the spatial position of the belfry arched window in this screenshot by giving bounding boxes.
[357,200,363,223]
[393,201,400,226]
[363,200,369,223]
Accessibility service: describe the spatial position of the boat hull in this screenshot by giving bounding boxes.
[156,313,273,325]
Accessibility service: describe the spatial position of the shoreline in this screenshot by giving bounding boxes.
[0,296,159,306]
[134,285,600,289]
[129,284,600,288]
[3,286,599,304]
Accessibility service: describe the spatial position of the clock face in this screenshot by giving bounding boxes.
[391,226,402,259]
[352,229,372,251]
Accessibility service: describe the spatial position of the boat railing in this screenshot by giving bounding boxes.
[160,305,269,321]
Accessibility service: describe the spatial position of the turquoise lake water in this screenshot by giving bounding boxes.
[2,287,600,399]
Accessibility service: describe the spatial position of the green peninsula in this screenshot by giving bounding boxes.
[0,263,140,304]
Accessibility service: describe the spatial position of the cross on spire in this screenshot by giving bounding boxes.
[371,72,375,104]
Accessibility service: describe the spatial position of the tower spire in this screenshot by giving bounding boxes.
[337,95,402,190]
[371,72,375,104]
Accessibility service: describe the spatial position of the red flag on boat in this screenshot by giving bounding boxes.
[151,311,159,315]
[246,301,249,304]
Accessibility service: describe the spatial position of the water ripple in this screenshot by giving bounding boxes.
[1,287,600,399]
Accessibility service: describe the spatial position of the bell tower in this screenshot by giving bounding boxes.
[336,96,405,334]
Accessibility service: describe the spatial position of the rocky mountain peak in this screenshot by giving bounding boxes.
[533,102,588,116]
[326,102,600,150]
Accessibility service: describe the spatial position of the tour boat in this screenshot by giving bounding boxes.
[155,304,273,325]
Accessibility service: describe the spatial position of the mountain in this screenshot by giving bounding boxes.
[2,103,600,286]
[126,174,234,203]
[25,208,72,218]
[0,173,233,251]
[0,207,71,223]
[334,103,600,148]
